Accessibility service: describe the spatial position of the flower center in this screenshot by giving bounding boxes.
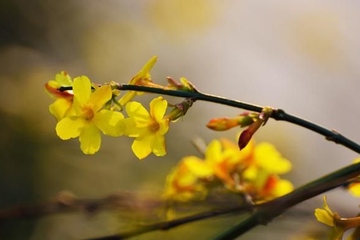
[82,106,94,120]
[148,120,160,132]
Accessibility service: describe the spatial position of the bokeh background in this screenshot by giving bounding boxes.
[1,0,360,239]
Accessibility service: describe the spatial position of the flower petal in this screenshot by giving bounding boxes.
[55,71,72,86]
[49,98,72,121]
[150,97,167,123]
[183,156,213,177]
[254,142,292,174]
[314,196,335,227]
[158,118,170,135]
[205,139,222,163]
[125,101,150,126]
[129,56,157,85]
[123,118,143,137]
[132,134,153,159]
[89,85,112,112]
[151,133,166,157]
[79,124,101,154]
[93,110,124,136]
[73,76,91,106]
[56,117,85,140]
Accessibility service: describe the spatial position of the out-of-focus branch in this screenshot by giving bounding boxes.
[87,159,360,240]
[87,204,257,240]
[0,191,161,221]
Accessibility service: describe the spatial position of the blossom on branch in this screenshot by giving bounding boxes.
[315,196,345,240]
[45,71,74,121]
[163,157,212,202]
[124,96,169,159]
[56,76,124,154]
[118,56,159,107]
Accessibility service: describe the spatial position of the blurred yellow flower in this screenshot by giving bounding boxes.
[56,76,124,154]
[347,158,360,197]
[148,0,220,40]
[163,157,212,202]
[124,96,169,159]
[163,136,293,203]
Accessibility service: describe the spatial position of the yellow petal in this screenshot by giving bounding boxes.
[271,179,293,197]
[49,98,72,121]
[56,117,85,140]
[125,101,150,126]
[132,134,153,159]
[150,97,167,123]
[93,110,124,136]
[315,208,334,227]
[205,139,222,163]
[348,183,360,197]
[89,85,112,112]
[118,91,137,106]
[129,56,157,84]
[123,118,142,137]
[79,124,101,154]
[158,118,170,135]
[73,76,91,106]
[151,133,166,156]
[183,157,213,177]
[55,71,72,86]
[315,196,334,227]
[254,143,292,174]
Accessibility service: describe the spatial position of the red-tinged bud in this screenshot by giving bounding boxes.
[206,117,240,131]
[238,107,273,150]
[238,120,263,149]
[206,114,256,131]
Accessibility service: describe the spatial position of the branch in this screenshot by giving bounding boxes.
[88,159,360,240]
[117,85,360,154]
[211,160,360,240]
[87,204,257,240]
[0,192,161,221]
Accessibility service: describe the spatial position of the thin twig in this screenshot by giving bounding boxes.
[87,204,257,240]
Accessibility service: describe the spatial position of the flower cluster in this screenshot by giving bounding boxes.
[45,57,194,159]
[163,136,293,203]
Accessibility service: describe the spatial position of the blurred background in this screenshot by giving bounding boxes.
[1,0,360,239]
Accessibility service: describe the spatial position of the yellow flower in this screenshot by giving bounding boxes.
[124,96,169,159]
[315,196,345,240]
[202,139,248,189]
[241,142,293,200]
[118,56,157,107]
[45,71,75,121]
[315,196,335,227]
[163,157,212,202]
[347,158,360,197]
[56,76,124,154]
